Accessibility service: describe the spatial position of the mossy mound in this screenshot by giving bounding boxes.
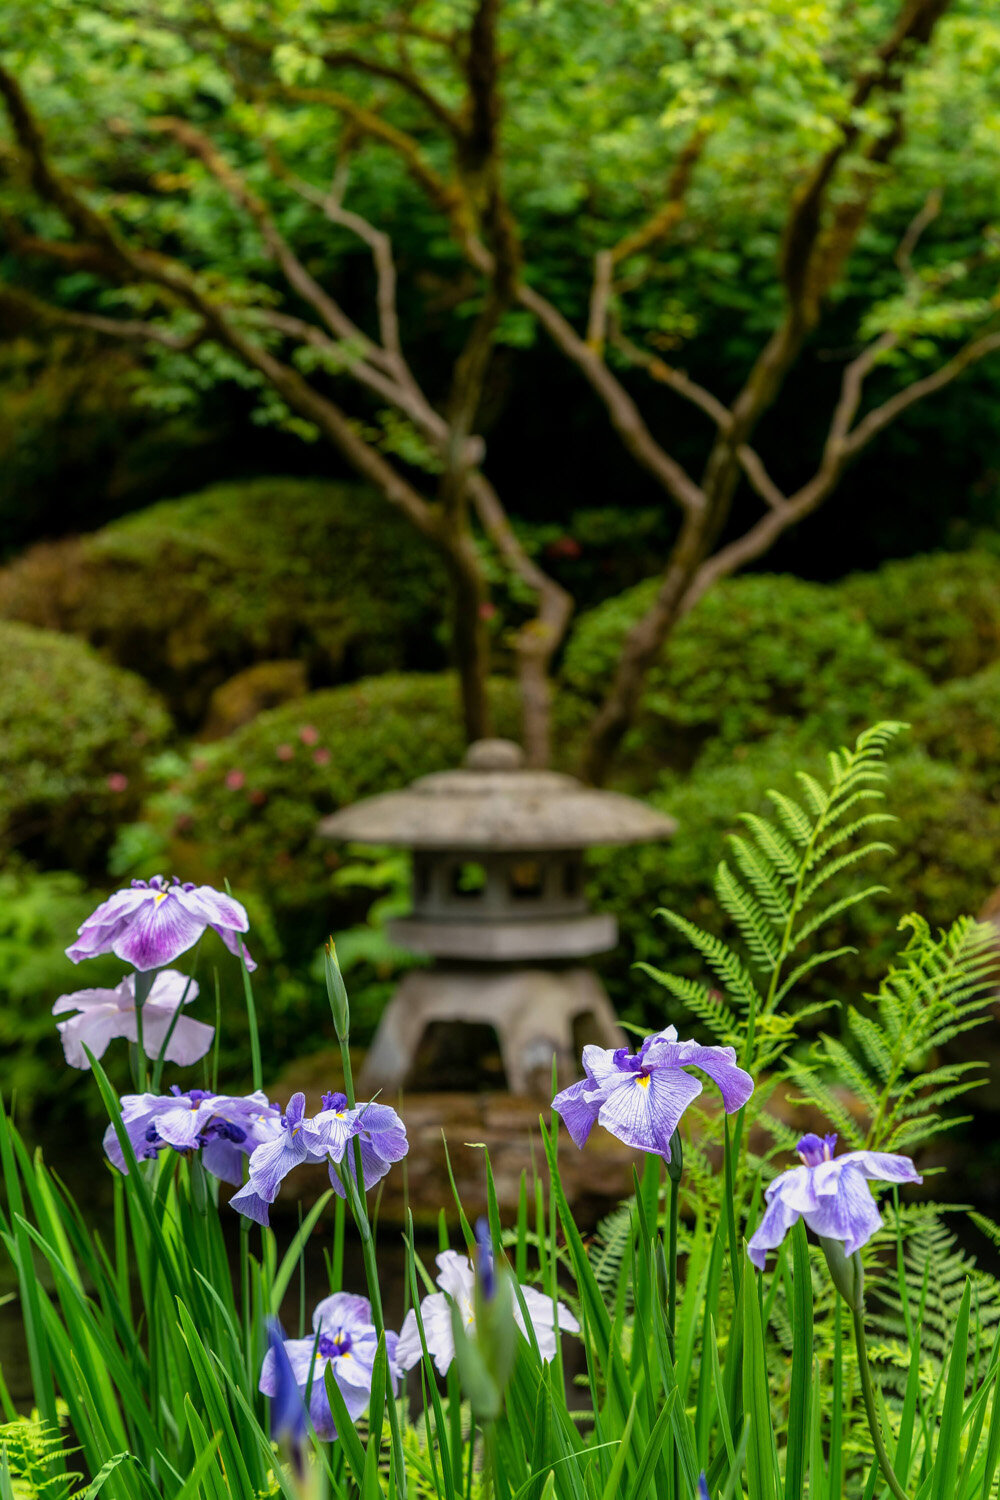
[0,477,448,726]
[0,621,171,872]
[143,673,522,915]
[837,550,1000,682]
[911,660,1000,789]
[561,573,928,779]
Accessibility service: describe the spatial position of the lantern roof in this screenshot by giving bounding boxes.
[317,738,676,851]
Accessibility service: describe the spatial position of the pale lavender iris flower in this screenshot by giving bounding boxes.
[103,1087,281,1184]
[747,1132,922,1270]
[260,1293,398,1441]
[552,1026,754,1161]
[395,1250,579,1377]
[229,1091,409,1226]
[53,970,212,1070]
[66,875,254,972]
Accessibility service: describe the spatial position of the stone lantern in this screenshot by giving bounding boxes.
[318,739,675,1096]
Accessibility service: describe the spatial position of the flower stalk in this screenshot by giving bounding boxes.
[325,943,407,1495]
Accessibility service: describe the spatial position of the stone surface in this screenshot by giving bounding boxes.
[386,913,617,960]
[318,738,676,850]
[358,965,624,1096]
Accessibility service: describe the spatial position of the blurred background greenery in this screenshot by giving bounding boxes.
[2,0,1000,1130]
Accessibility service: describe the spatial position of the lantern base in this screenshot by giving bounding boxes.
[358,965,625,1098]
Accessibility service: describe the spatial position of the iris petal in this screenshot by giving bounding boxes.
[111,896,205,971]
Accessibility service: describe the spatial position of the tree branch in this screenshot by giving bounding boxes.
[586,129,708,352]
[607,321,731,429]
[0,283,204,348]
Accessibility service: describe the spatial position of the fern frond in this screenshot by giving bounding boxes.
[635,964,737,1045]
[766,790,814,846]
[653,909,762,1016]
[799,843,894,905]
[714,862,781,972]
[726,836,792,921]
[739,813,800,881]
[791,885,889,949]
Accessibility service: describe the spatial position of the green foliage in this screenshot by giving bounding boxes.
[0,478,448,727]
[0,865,124,1114]
[6,722,1000,1500]
[869,1205,1000,1397]
[0,621,171,873]
[911,659,1000,786]
[837,550,1000,683]
[561,575,928,777]
[639,724,910,1156]
[590,736,1000,1029]
[132,673,520,915]
[786,914,998,1155]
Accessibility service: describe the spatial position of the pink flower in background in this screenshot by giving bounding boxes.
[106,773,129,793]
[276,743,295,762]
[478,601,497,621]
[249,789,268,806]
[299,725,319,746]
[312,748,331,767]
[225,769,245,790]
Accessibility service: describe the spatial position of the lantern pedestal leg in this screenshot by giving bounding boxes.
[358,966,625,1099]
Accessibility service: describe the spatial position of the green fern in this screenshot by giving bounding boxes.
[0,1416,77,1500]
[787,914,997,1153]
[867,1205,1000,1396]
[639,720,905,1078]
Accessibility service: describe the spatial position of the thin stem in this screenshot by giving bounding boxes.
[852,1298,909,1500]
[336,1009,407,1494]
[667,1139,682,1345]
[132,969,156,1091]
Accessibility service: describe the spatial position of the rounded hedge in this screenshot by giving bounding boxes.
[910,660,1000,788]
[141,673,523,915]
[0,477,449,727]
[588,733,1000,1030]
[836,550,1000,683]
[0,621,171,872]
[560,573,929,779]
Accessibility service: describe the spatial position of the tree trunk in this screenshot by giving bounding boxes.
[442,534,493,744]
[580,511,708,785]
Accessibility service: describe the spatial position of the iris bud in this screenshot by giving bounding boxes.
[324,940,350,1041]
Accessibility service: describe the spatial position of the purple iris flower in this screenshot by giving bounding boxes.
[325,1097,409,1202]
[103,1087,281,1184]
[66,875,255,972]
[229,1092,409,1226]
[475,1218,496,1301]
[552,1026,754,1161]
[747,1132,922,1270]
[260,1293,398,1442]
[53,969,212,1070]
[264,1319,308,1478]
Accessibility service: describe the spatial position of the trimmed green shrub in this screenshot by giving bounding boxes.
[0,863,127,1118]
[0,622,171,872]
[561,573,928,778]
[588,734,1000,1030]
[837,550,1000,683]
[910,659,1000,788]
[132,673,522,916]
[0,477,448,726]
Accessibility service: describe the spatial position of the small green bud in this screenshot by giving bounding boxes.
[817,1236,865,1310]
[324,940,350,1041]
